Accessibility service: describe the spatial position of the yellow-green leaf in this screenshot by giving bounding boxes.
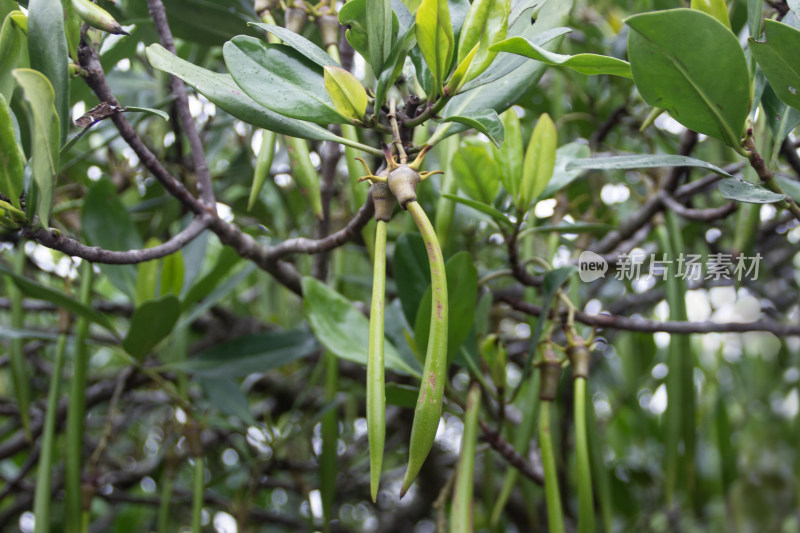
[323,65,368,121]
[456,0,509,85]
[0,93,24,208]
[690,0,731,29]
[518,113,556,210]
[13,68,59,227]
[415,0,454,94]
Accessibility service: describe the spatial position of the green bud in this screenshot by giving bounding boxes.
[72,0,128,35]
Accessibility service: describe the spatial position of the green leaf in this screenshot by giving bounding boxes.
[386,383,420,408]
[182,247,243,311]
[457,0,509,84]
[134,239,160,306]
[27,0,69,144]
[539,141,591,199]
[375,25,417,110]
[442,193,513,228]
[146,44,340,141]
[565,154,733,177]
[451,145,501,204]
[82,178,141,298]
[13,68,59,227]
[123,295,181,360]
[366,0,394,72]
[414,252,478,364]
[323,66,368,121]
[0,13,28,102]
[224,37,348,126]
[197,377,256,426]
[393,233,431,326]
[761,85,800,150]
[626,9,750,148]
[718,178,786,203]
[776,176,800,203]
[0,263,116,333]
[248,23,339,68]
[168,330,318,378]
[436,0,573,139]
[691,0,731,29]
[340,0,399,67]
[161,251,184,297]
[490,36,632,78]
[519,113,556,210]
[0,93,23,208]
[124,106,170,122]
[302,277,422,377]
[440,110,504,147]
[416,0,455,93]
[750,20,800,112]
[494,109,522,199]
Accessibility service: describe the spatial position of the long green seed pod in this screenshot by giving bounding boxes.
[573,370,595,533]
[71,0,128,35]
[248,129,276,211]
[539,400,564,533]
[401,200,448,496]
[450,384,481,533]
[65,261,93,533]
[285,136,323,220]
[34,330,68,533]
[8,246,31,440]
[368,217,389,501]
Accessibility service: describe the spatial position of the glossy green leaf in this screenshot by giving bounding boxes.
[691,0,731,28]
[302,277,422,377]
[416,0,454,93]
[414,252,478,364]
[761,85,800,150]
[626,9,750,148]
[490,36,632,78]
[394,233,431,326]
[366,0,394,72]
[441,193,513,227]
[146,44,339,141]
[198,377,256,425]
[539,141,591,199]
[440,110,504,147]
[123,295,181,360]
[750,20,800,112]
[519,113,556,210]
[249,23,338,68]
[13,68,59,227]
[718,178,786,203]
[457,0,509,84]
[0,263,116,333]
[224,37,348,125]
[565,154,733,177]
[437,0,573,139]
[494,109,523,199]
[0,93,23,208]
[340,0,399,66]
[323,66,368,121]
[375,25,417,110]
[0,13,28,101]
[27,0,69,144]
[168,330,318,378]
[451,145,501,203]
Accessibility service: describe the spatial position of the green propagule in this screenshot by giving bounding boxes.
[356,104,447,499]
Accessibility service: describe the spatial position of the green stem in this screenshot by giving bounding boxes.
[65,262,93,533]
[8,245,31,441]
[450,385,481,533]
[191,456,204,533]
[574,377,595,533]
[401,200,448,496]
[367,220,388,502]
[320,352,338,531]
[539,400,564,533]
[156,466,175,533]
[33,333,68,533]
